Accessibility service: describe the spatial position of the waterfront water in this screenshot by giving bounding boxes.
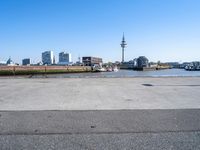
[31,69,200,78]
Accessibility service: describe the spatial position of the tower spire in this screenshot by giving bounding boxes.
[122,32,125,41]
[120,33,127,63]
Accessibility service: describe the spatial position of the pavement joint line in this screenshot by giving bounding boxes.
[1,76,200,79]
[1,130,200,136]
[0,108,200,112]
[154,84,200,87]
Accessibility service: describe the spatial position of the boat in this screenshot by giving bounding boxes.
[107,67,113,72]
[113,67,119,72]
[95,66,119,72]
[185,65,195,71]
[96,67,106,72]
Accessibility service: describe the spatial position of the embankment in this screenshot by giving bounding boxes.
[0,66,92,76]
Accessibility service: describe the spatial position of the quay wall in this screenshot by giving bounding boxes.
[120,65,170,70]
[0,66,92,75]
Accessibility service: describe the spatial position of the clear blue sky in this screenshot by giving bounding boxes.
[0,0,200,63]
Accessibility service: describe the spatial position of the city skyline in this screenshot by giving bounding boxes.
[0,0,200,63]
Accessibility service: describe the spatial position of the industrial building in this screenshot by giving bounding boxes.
[82,57,103,66]
[136,56,149,68]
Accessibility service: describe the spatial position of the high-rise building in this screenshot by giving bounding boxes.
[58,52,72,65]
[22,58,31,65]
[42,51,54,65]
[6,57,14,65]
[53,55,56,64]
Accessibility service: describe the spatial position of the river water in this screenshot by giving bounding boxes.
[31,69,200,78]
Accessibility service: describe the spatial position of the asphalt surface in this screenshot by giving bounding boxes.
[0,109,200,150]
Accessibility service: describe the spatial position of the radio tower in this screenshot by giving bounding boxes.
[120,33,127,63]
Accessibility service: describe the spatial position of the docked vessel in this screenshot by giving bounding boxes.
[96,67,106,72]
[113,66,119,72]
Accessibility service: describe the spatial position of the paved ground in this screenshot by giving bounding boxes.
[0,77,200,149]
[0,109,200,150]
[0,77,200,110]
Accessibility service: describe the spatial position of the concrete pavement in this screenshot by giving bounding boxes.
[0,77,200,149]
[0,77,200,110]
